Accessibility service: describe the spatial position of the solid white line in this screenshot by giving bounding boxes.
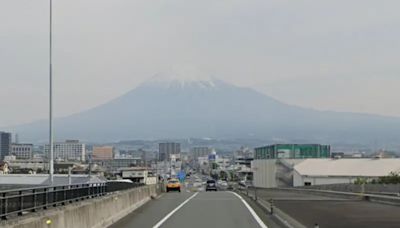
[153,192,199,228]
[230,192,268,228]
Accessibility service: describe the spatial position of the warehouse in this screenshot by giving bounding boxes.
[293,158,400,187]
[252,144,332,188]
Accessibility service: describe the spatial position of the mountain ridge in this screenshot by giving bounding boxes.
[7,75,400,145]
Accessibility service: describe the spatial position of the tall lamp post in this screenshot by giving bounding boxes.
[49,0,54,185]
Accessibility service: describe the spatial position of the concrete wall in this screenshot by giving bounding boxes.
[252,159,277,188]
[1,184,162,228]
[252,159,304,188]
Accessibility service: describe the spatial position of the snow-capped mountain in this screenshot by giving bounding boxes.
[10,73,400,144]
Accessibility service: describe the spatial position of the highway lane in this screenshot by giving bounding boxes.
[109,192,195,228]
[110,190,274,228]
[159,191,267,228]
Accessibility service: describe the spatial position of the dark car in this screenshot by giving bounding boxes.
[206,180,217,191]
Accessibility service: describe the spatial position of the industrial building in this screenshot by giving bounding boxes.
[255,144,331,160]
[293,158,400,186]
[252,158,400,188]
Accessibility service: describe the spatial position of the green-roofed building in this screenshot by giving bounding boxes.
[254,144,331,160]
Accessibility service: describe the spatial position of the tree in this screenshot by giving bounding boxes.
[354,177,368,185]
[378,172,400,184]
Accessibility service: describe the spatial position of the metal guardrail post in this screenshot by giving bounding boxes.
[32,189,37,212]
[43,188,48,210]
[18,190,23,216]
[1,192,7,220]
[85,184,88,199]
[62,186,66,205]
[270,199,274,215]
[53,187,57,207]
[86,184,91,199]
[76,185,80,201]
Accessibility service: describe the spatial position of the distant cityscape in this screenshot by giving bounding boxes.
[1,130,399,190]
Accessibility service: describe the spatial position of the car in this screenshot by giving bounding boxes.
[166,179,181,192]
[206,180,218,192]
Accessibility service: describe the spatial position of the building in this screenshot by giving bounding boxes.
[120,167,157,184]
[215,157,231,170]
[293,158,400,187]
[255,144,331,160]
[92,146,113,160]
[8,159,48,173]
[234,147,254,168]
[93,158,142,174]
[159,142,181,161]
[0,132,12,161]
[11,144,33,160]
[191,147,211,159]
[252,159,304,188]
[0,161,10,174]
[45,140,85,162]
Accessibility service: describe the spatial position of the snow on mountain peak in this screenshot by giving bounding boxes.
[142,70,218,89]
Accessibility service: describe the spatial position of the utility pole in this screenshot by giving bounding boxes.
[49,0,54,185]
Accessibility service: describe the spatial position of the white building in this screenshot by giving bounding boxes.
[215,157,231,170]
[252,158,400,188]
[120,167,157,185]
[252,159,304,188]
[293,158,400,187]
[11,144,33,160]
[45,140,85,162]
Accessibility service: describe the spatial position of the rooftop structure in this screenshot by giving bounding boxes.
[255,144,330,160]
[294,158,400,186]
[294,158,400,177]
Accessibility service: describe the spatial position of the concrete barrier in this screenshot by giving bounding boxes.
[1,184,162,228]
[277,187,400,206]
[237,189,306,228]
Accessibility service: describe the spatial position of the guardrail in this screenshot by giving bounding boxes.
[0,182,145,220]
[236,187,307,228]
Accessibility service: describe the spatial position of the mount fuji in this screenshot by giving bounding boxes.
[9,73,400,144]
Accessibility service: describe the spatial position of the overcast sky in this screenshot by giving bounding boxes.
[1,0,400,127]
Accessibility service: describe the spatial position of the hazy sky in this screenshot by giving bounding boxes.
[1,0,400,127]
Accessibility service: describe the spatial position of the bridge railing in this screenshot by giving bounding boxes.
[0,181,145,220]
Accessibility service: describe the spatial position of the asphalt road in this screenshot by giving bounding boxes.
[254,188,400,228]
[110,190,277,228]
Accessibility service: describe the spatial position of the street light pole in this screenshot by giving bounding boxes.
[49,0,54,185]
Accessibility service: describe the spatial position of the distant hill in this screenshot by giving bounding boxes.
[9,73,400,144]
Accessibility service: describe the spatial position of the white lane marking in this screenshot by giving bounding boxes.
[153,192,199,228]
[230,192,268,228]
